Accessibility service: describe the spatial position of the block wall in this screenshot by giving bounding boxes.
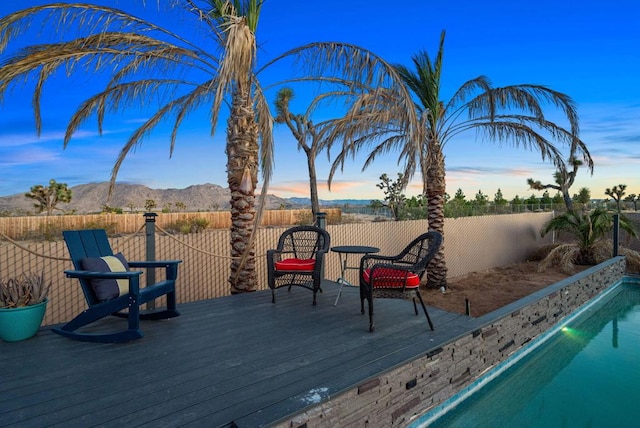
[276,257,626,427]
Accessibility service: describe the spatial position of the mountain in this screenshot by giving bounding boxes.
[0,182,293,214]
[285,197,372,207]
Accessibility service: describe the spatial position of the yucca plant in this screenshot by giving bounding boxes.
[0,271,51,309]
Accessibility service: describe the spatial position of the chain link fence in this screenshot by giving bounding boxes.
[2,210,638,327]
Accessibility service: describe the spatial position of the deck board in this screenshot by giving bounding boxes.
[0,281,475,427]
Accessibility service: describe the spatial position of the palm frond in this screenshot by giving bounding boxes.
[109,90,213,196]
[253,80,274,184]
[65,78,191,144]
[537,243,580,274]
[0,32,205,134]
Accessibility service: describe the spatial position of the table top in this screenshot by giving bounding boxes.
[331,245,380,254]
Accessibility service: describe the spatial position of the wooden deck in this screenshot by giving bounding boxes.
[0,281,475,428]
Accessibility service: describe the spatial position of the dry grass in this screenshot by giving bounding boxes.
[424,241,639,318]
[424,261,588,317]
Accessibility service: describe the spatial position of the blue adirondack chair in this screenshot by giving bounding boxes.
[53,229,181,343]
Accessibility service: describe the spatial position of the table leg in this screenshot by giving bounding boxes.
[334,253,350,306]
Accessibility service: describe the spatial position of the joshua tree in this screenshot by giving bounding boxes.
[624,194,639,211]
[324,31,586,288]
[126,202,137,213]
[376,173,406,220]
[144,199,157,212]
[527,137,593,213]
[605,184,627,213]
[24,179,72,216]
[273,87,325,216]
[0,1,417,293]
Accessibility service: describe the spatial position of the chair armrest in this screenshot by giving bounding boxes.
[370,262,415,273]
[127,260,182,268]
[266,249,280,267]
[64,270,143,294]
[360,254,399,271]
[127,260,182,281]
[267,249,297,264]
[64,270,143,279]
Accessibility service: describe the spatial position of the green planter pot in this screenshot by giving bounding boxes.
[0,299,48,342]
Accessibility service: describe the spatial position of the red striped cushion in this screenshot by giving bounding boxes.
[363,267,420,288]
[274,258,316,272]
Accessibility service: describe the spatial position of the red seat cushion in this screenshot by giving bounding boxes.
[274,258,316,272]
[363,267,420,288]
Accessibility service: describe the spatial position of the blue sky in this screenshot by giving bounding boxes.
[0,0,638,202]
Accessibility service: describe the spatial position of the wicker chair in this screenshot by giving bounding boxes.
[267,225,331,305]
[359,231,442,332]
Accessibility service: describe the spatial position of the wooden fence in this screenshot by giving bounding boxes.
[0,209,342,239]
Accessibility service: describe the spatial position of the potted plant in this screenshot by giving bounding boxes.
[0,271,51,341]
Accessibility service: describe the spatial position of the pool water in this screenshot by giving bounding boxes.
[427,280,640,428]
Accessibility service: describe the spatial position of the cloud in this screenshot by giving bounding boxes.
[0,128,119,147]
[123,118,151,124]
[264,179,371,197]
[0,147,62,166]
[265,182,310,195]
[447,166,533,176]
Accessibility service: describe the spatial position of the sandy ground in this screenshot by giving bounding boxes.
[423,261,589,317]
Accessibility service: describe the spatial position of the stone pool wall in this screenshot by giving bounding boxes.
[276,257,626,427]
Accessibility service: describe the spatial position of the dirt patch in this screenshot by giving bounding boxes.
[424,261,590,318]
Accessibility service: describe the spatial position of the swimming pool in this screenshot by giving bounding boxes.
[413,276,640,427]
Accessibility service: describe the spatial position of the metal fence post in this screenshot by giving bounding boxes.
[612,213,619,257]
[315,212,327,279]
[315,212,326,229]
[144,212,157,309]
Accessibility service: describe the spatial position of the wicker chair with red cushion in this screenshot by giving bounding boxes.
[267,225,331,305]
[359,231,442,332]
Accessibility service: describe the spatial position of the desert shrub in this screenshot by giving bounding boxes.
[527,244,560,261]
[339,214,361,224]
[296,210,343,225]
[19,220,66,241]
[295,210,314,226]
[165,217,209,234]
[84,219,118,235]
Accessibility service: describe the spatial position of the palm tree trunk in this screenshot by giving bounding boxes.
[426,144,448,288]
[226,87,259,294]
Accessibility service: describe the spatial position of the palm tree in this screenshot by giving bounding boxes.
[325,31,588,288]
[0,1,418,293]
[539,208,638,273]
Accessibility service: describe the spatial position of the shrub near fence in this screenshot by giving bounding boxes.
[0,212,556,327]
